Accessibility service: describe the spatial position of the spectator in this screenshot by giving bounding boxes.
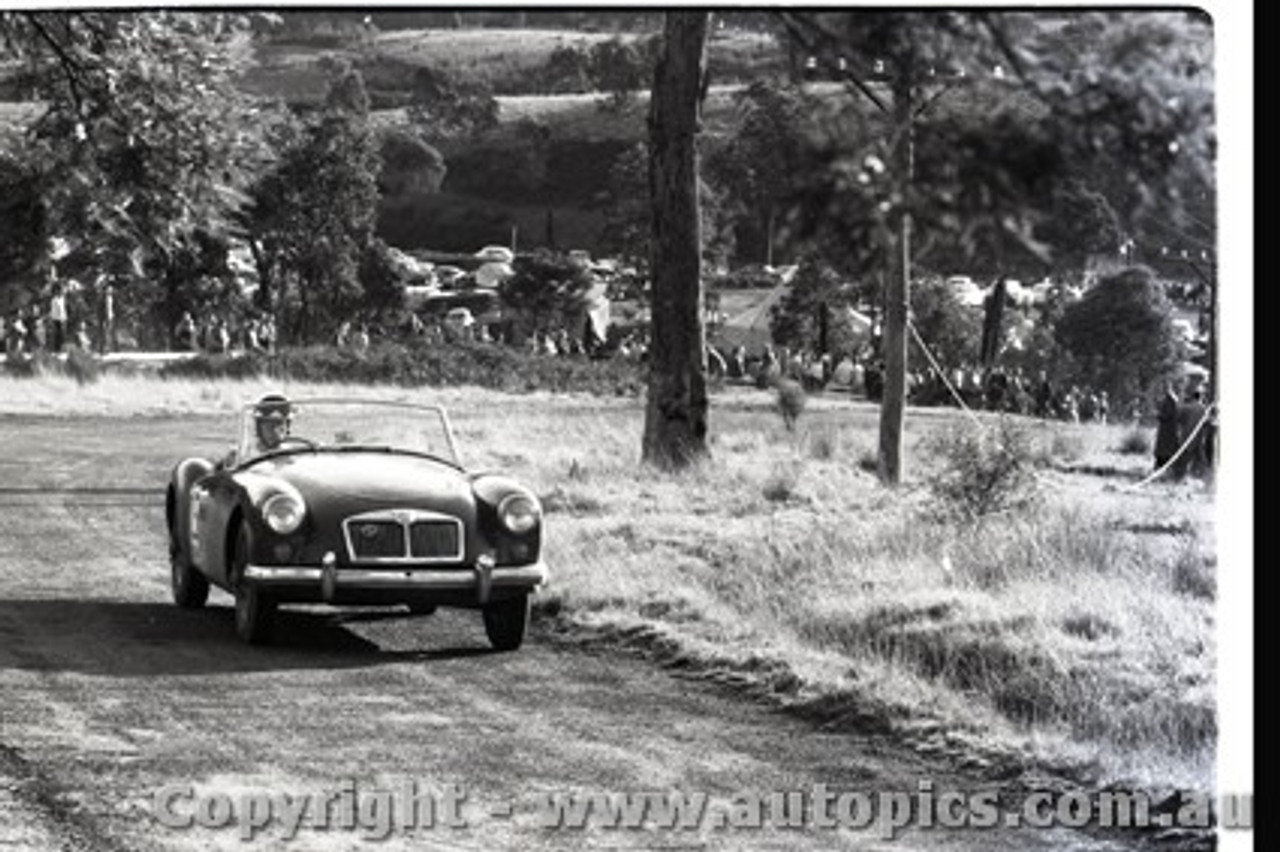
[728,346,746,379]
[213,318,231,354]
[707,346,727,379]
[864,360,884,402]
[1033,370,1054,419]
[259,314,277,354]
[1175,386,1208,479]
[101,281,117,354]
[30,306,45,352]
[353,323,370,353]
[8,311,27,356]
[0,314,6,357]
[244,317,263,353]
[1153,383,1181,474]
[174,311,197,352]
[48,283,68,353]
[1097,391,1110,425]
[336,320,352,348]
[74,320,91,351]
[1078,390,1098,423]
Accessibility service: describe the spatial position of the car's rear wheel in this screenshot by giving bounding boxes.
[482,593,529,652]
[231,523,275,645]
[170,540,209,610]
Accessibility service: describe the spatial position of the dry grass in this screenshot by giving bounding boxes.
[0,374,1217,792]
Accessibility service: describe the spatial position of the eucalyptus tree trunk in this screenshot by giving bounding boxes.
[642,11,710,469]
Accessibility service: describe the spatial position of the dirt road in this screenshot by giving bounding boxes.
[0,416,1199,850]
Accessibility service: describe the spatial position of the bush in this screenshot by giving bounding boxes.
[924,419,1039,521]
[775,378,806,431]
[65,347,100,386]
[1117,428,1152,456]
[158,342,645,396]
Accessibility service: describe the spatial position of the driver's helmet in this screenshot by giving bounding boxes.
[254,393,293,424]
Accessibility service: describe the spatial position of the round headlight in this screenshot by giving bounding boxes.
[262,492,306,535]
[498,493,540,534]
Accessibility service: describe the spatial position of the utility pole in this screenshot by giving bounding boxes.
[879,60,915,485]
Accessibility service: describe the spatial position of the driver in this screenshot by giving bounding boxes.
[253,393,293,454]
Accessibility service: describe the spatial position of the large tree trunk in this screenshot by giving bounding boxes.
[878,78,914,485]
[642,12,710,470]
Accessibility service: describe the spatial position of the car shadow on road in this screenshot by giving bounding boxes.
[0,599,493,677]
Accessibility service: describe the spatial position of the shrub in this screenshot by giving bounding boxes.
[158,342,645,396]
[762,461,802,503]
[1117,428,1152,456]
[775,378,806,431]
[924,419,1039,521]
[65,347,100,385]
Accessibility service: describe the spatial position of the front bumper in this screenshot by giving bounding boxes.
[242,561,547,607]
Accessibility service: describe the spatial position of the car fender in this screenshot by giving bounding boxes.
[169,458,214,573]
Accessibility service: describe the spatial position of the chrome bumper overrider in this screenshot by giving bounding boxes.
[242,562,547,605]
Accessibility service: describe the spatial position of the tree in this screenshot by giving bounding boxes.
[779,10,1213,482]
[0,11,276,341]
[705,81,810,267]
[1054,265,1186,408]
[642,12,710,470]
[498,250,594,344]
[245,66,381,342]
[377,128,447,197]
[768,257,872,357]
[405,65,499,143]
[602,141,733,274]
[912,277,982,372]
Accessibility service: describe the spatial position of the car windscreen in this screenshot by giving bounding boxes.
[238,400,460,466]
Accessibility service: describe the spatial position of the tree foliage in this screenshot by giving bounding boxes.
[244,65,382,342]
[910,277,982,372]
[705,81,811,265]
[0,11,277,335]
[498,249,595,340]
[405,65,499,143]
[1054,265,1186,406]
[602,141,733,272]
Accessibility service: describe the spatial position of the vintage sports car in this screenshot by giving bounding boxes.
[166,395,546,650]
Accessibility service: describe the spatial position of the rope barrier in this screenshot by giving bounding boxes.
[903,317,1216,492]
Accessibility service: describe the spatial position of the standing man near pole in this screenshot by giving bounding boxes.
[48,272,68,354]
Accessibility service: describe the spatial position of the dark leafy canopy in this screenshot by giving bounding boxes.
[499,249,595,340]
[768,257,875,357]
[244,65,383,343]
[601,142,733,273]
[0,12,274,320]
[704,81,811,266]
[1054,265,1186,407]
[777,10,1213,282]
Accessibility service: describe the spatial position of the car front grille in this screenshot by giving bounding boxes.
[410,520,461,559]
[348,521,405,559]
[342,510,465,564]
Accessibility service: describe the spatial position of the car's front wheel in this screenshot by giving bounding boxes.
[482,593,529,651]
[232,523,276,645]
[170,546,209,609]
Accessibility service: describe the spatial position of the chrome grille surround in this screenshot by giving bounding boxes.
[341,509,465,565]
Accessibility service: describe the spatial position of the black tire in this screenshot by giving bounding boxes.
[482,594,529,652]
[406,603,438,616]
[170,549,210,609]
[231,523,276,645]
